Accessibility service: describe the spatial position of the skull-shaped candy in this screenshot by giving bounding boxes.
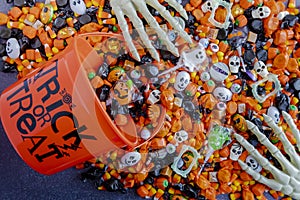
[254,61,269,78]
[70,0,86,15]
[6,38,20,59]
[245,155,262,173]
[147,89,161,104]
[230,143,243,161]
[120,152,141,167]
[201,0,213,13]
[174,71,190,92]
[181,44,207,72]
[229,56,240,73]
[174,130,188,145]
[267,106,280,124]
[251,6,271,19]
[213,87,232,102]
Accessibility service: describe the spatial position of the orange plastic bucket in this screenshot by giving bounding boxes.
[0,33,165,175]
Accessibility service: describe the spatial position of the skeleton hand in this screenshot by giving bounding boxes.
[110,0,192,61]
[234,112,300,199]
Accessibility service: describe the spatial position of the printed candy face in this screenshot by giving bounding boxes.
[230,143,243,161]
[147,89,161,104]
[267,106,280,124]
[254,61,269,78]
[245,155,262,173]
[174,71,190,92]
[213,87,232,102]
[70,0,86,15]
[174,130,188,145]
[252,6,271,19]
[6,38,20,59]
[113,80,132,105]
[120,152,141,167]
[229,56,240,73]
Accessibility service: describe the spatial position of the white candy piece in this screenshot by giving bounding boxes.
[210,62,229,82]
[230,142,243,161]
[267,106,280,124]
[213,87,232,102]
[181,44,207,72]
[251,6,271,19]
[140,128,151,140]
[277,11,289,20]
[70,0,86,15]
[6,38,20,59]
[147,89,161,104]
[246,155,262,173]
[174,71,190,92]
[201,0,213,13]
[234,112,300,199]
[120,152,141,167]
[174,130,188,145]
[254,61,269,78]
[229,56,240,74]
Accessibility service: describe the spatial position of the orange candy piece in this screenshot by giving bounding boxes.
[273,53,289,69]
[0,12,8,25]
[23,26,37,39]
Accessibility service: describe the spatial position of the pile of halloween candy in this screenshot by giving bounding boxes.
[2,0,300,199]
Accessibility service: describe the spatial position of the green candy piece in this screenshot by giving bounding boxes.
[208,124,231,150]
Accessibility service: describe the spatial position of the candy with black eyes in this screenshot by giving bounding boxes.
[70,0,86,15]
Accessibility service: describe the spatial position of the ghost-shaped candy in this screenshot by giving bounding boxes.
[6,38,20,59]
[70,0,86,15]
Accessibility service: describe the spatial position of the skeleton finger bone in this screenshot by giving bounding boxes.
[237,160,296,197]
[282,111,300,152]
[131,0,179,57]
[121,2,160,61]
[246,120,300,177]
[263,113,300,170]
[145,0,192,44]
[164,0,188,19]
[234,133,291,185]
[234,112,300,198]
[110,1,141,61]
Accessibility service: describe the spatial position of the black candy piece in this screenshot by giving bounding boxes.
[30,37,41,49]
[79,14,92,25]
[249,20,263,33]
[140,54,153,64]
[281,15,298,28]
[248,134,259,147]
[14,0,24,6]
[256,85,266,96]
[80,167,104,181]
[217,28,228,40]
[53,17,67,29]
[7,0,13,3]
[96,62,109,79]
[289,78,300,91]
[252,117,263,133]
[56,0,68,7]
[243,49,256,65]
[0,28,12,39]
[275,93,290,112]
[0,44,5,56]
[103,178,124,192]
[96,85,110,102]
[25,0,35,7]
[19,36,30,52]
[10,28,22,39]
[183,184,198,198]
[0,62,16,72]
[256,49,268,62]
